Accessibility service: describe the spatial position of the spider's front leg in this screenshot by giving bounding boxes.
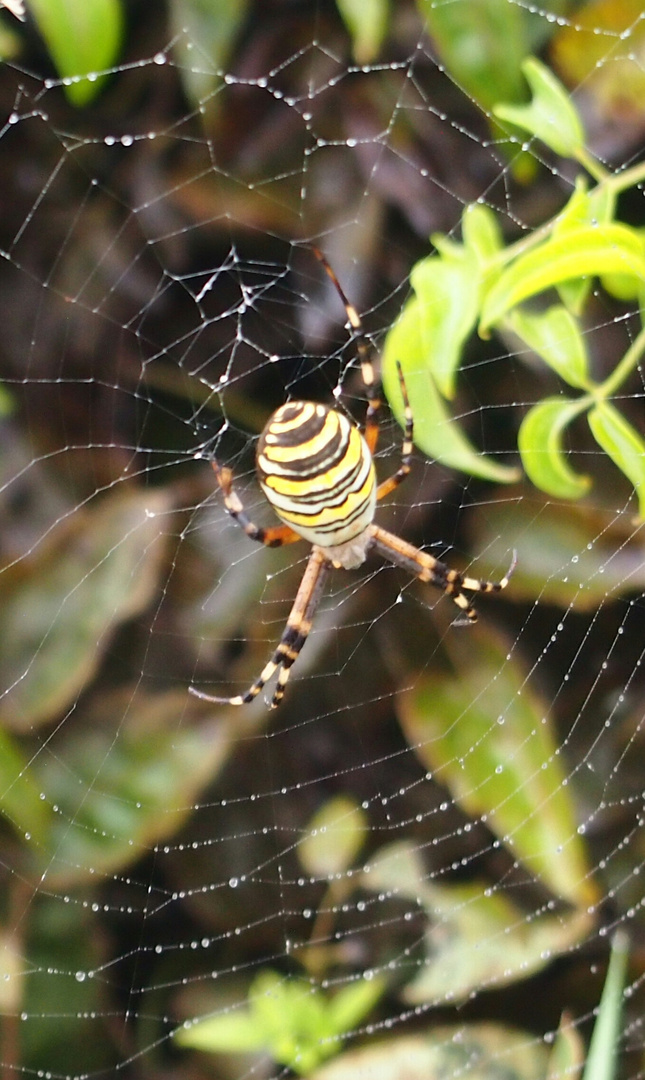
[189,547,330,708]
[213,460,301,547]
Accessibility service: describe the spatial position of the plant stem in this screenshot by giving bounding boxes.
[492,158,645,270]
[595,323,645,402]
[602,159,645,199]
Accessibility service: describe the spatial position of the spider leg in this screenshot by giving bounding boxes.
[313,247,381,455]
[189,547,330,708]
[213,461,301,547]
[370,524,515,622]
[376,360,413,501]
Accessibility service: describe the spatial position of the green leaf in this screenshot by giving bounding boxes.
[396,628,595,908]
[175,1010,266,1054]
[467,497,645,612]
[588,402,645,518]
[587,183,617,227]
[0,489,171,731]
[408,252,482,399]
[547,1014,585,1080]
[32,689,237,886]
[508,305,591,388]
[169,0,252,111]
[310,1025,553,1080]
[327,976,384,1033]
[599,226,645,302]
[390,209,500,403]
[480,224,645,331]
[461,202,504,264]
[0,726,52,845]
[299,795,367,877]
[493,56,585,158]
[249,970,330,1072]
[600,272,644,303]
[251,972,309,1043]
[553,176,614,235]
[518,397,591,500]
[583,933,629,1080]
[557,276,591,319]
[21,899,109,1076]
[363,842,592,1006]
[177,967,383,1073]
[28,0,123,106]
[248,971,337,1074]
[552,180,616,314]
[416,0,528,113]
[383,298,519,483]
[336,0,390,63]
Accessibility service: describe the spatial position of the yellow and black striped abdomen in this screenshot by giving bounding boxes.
[257,401,376,549]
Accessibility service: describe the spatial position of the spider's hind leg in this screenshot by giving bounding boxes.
[370,525,515,622]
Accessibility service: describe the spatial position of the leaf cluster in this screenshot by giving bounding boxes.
[383,59,645,516]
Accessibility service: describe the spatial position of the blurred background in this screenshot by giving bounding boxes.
[0,2,644,1077]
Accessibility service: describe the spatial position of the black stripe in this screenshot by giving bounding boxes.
[305,496,374,533]
[261,404,328,447]
[260,431,349,479]
[265,458,366,507]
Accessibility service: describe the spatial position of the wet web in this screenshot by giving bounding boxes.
[1,4,645,1079]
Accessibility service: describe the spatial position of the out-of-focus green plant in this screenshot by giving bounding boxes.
[416,0,569,116]
[383,58,645,517]
[27,0,124,105]
[335,0,391,64]
[175,968,384,1075]
[583,932,629,1080]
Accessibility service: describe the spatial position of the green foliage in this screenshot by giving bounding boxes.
[493,55,585,159]
[383,58,645,518]
[382,204,519,483]
[587,404,645,517]
[168,0,252,110]
[176,968,384,1074]
[0,725,52,846]
[0,490,171,731]
[517,397,591,500]
[27,0,123,105]
[584,933,629,1080]
[335,0,390,64]
[415,0,568,115]
[299,794,368,878]
[177,795,380,1072]
[363,842,592,1005]
[397,626,594,909]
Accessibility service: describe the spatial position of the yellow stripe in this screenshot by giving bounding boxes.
[262,425,364,496]
[264,402,319,436]
[262,409,343,464]
[273,475,374,530]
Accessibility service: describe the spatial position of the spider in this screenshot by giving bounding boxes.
[189,250,514,709]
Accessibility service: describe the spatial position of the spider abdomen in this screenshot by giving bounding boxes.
[257,401,376,552]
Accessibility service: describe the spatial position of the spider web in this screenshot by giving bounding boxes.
[0,3,644,1079]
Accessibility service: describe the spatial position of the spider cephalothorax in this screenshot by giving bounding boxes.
[190,251,514,708]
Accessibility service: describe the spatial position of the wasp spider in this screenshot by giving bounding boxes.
[190,251,514,709]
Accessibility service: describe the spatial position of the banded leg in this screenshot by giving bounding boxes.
[313,247,382,455]
[213,461,300,547]
[189,547,330,708]
[375,360,413,502]
[370,524,516,622]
